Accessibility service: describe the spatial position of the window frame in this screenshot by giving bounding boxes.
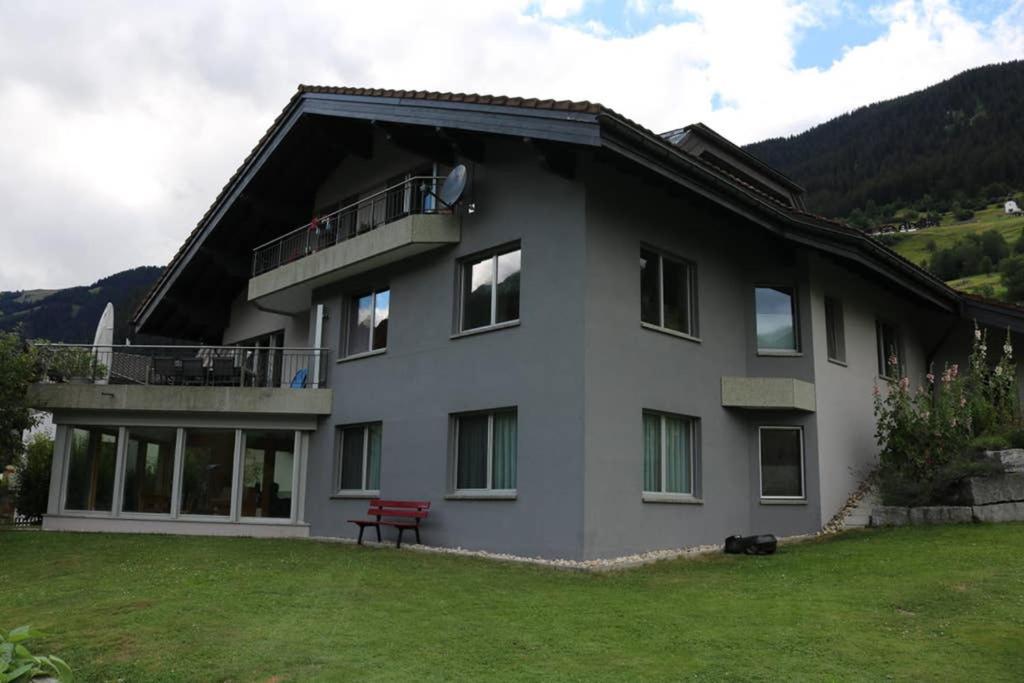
[757,425,806,501]
[640,246,700,341]
[456,243,521,335]
[449,408,518,496]
[333,423,382,497]
[343,288,390,358]
[824,296,846,365]
[876,319,904,380]
[754,284,801,355]
[641,410,700,503]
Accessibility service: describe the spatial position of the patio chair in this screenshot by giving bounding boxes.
[211,357,239,386]
[151,357,179,385]
[289,368,308,388]
[181,358,206,385]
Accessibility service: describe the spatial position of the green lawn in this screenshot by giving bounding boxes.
[890,204,1024,268]
[4,526,1024,681]
[945,271,1008,298]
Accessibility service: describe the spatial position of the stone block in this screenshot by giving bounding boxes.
[962,474,1024,505]
[908,506,973,525]
[972,502,1024,523]
[870,506,909,527]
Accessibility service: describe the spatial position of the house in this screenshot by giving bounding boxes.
[1007,200,1021,215]
[26,87,1024,560]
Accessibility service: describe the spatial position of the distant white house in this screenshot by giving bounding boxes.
[1007,200,1021,215]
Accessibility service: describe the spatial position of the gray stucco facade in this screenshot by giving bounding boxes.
[34,88,1024,559]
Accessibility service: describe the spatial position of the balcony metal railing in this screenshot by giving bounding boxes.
[252,175,449,277]
[34,344,330,389]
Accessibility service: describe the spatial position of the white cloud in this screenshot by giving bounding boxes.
[0,0,1021,290]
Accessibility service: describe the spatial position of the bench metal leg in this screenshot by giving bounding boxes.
[414,527,421,545]
[396,527,405,549]
[357,525,365,545]
[376,525,382,542]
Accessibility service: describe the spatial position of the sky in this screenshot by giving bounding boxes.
[1,0,1023,292]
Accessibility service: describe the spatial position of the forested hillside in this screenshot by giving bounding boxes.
[745,61,1024,220]
[0,266,163,343]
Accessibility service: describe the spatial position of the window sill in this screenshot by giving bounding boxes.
[827,357,847,367]
[445,491,517,501]
[336,349,386,364]
[330,491,381,500]
[756,350,803,357]
[451,320,520,340]
[641,323,701,344]
[759,498,807,505]
[642,492,703,505]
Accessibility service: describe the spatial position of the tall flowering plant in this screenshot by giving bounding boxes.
[873,324,1017,505]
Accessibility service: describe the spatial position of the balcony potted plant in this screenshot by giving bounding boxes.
[47,346,107,383]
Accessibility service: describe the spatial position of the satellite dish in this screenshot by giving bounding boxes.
[439,164,467,207]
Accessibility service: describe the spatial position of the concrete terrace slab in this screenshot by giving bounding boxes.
[721,376,816,412]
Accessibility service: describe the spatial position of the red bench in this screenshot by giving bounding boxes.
[348,499,430,548]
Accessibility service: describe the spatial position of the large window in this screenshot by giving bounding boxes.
[643,412,696,496]
[876,320,903,379]
[122,427,176,514]
[755,286,799,353]
[64,426,119,511]
[336,423,382,494]
[759,427,804,499]
[461,246,521,332]
[641,249,697,337]
[346,289,389,356]
[453,409,517,491]
[825,296,846,364]
[241,430,295,519]
[180,428,236,516]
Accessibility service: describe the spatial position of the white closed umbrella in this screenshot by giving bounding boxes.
[92,302,114,384]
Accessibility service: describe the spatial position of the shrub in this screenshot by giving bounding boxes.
[0,625,72,682]
[12,433,53,518]
[1000,254,1024,303]
[873,324,1017,506]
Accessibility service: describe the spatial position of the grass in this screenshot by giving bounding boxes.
[945,271,1008,298]
[889,204,1024,269]
[4,527,1024,681]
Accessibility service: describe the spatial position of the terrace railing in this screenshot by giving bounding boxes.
[252,175,448,277]
[34,344,330,389]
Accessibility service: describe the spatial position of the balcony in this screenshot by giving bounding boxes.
[28,344,333,417]
[249,176,461,313]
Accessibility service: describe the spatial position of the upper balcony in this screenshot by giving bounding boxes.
[28,344,333,416]
[249,175,461,314]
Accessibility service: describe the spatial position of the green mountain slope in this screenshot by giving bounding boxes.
[744,61,1024,218]
[0,266,163,343]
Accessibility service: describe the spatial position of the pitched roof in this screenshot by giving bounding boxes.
[133,84,1024,335]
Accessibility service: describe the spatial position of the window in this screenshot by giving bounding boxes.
[825,297,846,364]
[64,426,119,511]
[642,412,696,495]
[755,286,799,353]
[241,430,295,519]
[759,427,804,499]
[336,423,382,493]
[453,409,517,491]
[180,428,236,516]
[461,247,520,332]
[876,320,903,379]
[122,427,176,514]
[346,289,389,356]
[641,249,698,337]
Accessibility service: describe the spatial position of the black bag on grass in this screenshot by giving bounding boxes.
[724,534,777,555]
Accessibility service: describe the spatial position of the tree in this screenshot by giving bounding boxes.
[12,432,52,518]
[0,329,39,468]
[1000,255,1024,304]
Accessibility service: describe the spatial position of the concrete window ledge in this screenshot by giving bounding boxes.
[759,498,808,506]
[330,492,380,500]
[444,491,517,501]
[642,492,703,504]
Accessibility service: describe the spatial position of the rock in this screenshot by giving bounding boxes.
[997,449,1024,473]
[972,502,1024,523]
[870,506,909,527]
[908,506,973,525]
[961,473,1024,505]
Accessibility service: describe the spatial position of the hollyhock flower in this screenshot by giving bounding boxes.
[898,377,910,390]
[995,365,1004,376]
[926,372,935,384]
[872,384,880,397]
[950,364,959,378]
[975,329,982,340]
